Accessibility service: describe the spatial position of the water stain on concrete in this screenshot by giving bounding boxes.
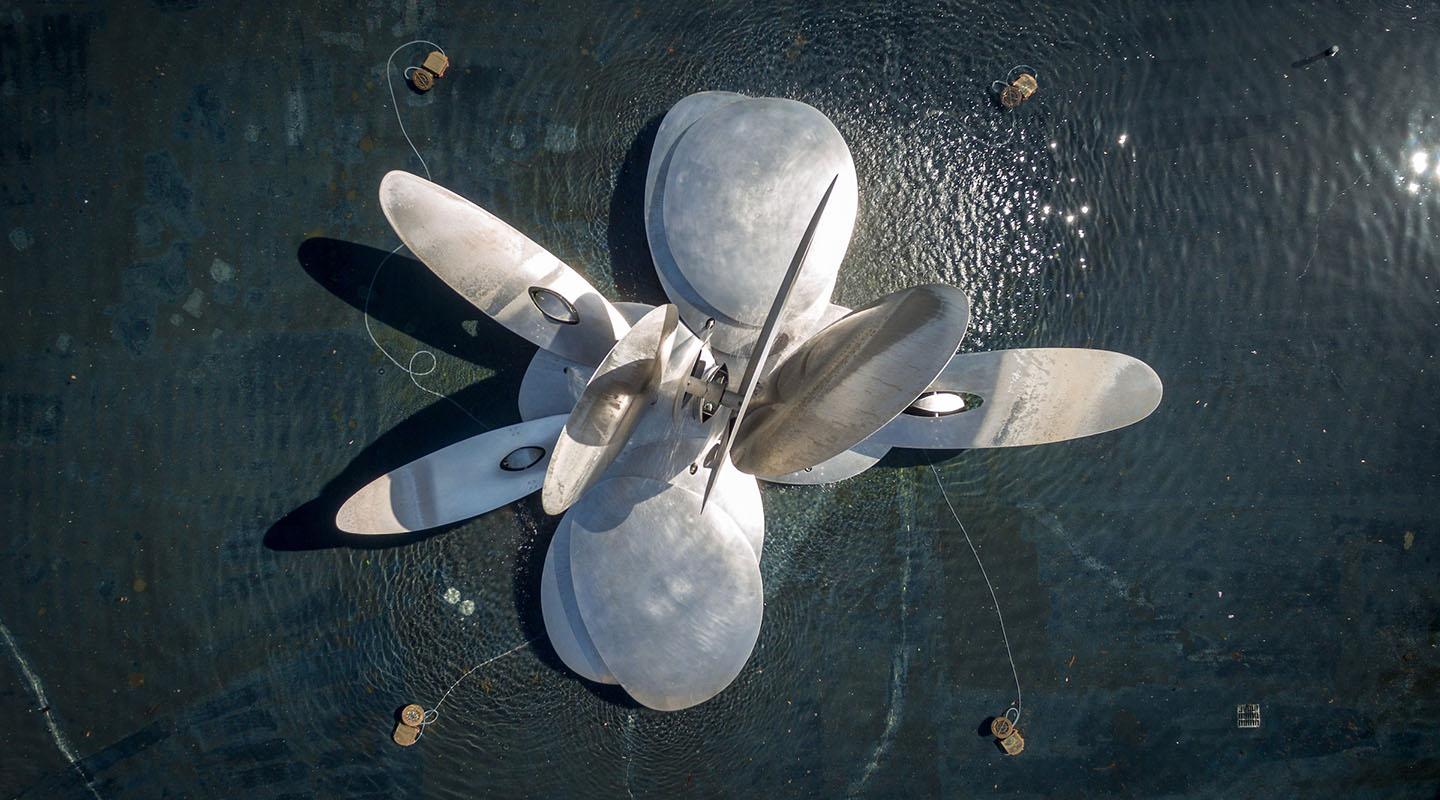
[182,289,204,318]
[134,152,203,249]
[286,87,306,146]
[544,123,578,152]
[209,257,235,283]
[108,244,192,357]
[8,226,32,251]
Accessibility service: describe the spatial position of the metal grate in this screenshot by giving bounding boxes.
[1236,704,1261,728]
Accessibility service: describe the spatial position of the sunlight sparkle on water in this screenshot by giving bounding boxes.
[1411,150,1430,175]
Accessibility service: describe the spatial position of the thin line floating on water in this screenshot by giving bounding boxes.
[928,464,1025,746]
[390,637,539,746]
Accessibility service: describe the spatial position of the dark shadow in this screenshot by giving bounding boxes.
[1291,44,1339,69]
[263,375,526,551]
[876,447,966,469]
[606,114,669,305]
[506,494,642,708]
[268,237,536,551]
[299,237,534,370]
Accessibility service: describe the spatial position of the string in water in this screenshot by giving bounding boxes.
[366,40,488,430]
[929,463,1023,726]
[415,637,540,740]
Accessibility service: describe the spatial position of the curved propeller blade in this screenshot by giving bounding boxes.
[702,175,839,508]
[378,170,629,365]
[567,476,763,711]
[758,438,890,486]
[645,95,858,358]
[604,436,764,560]
[730,284,971,478]
[868,348,1163,449]
[335,415,566,534]
[542,305,679,515]
[541,514,617,684]
[518,302,659,421]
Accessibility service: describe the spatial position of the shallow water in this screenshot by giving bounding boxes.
[2,0,1438,797]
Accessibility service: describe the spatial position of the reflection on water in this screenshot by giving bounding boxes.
[2,0,1439,797]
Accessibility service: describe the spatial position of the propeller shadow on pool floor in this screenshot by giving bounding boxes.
[267,238,540,551]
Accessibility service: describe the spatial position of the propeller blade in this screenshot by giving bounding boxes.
[542,305,679,515]
[335,415,566,534]
[758,438,890,486]
[604,436,764,561]
[541,514,618,684]
[378,170,630,365]
[567,476,763,711]
[701,174,839,509]
[867,348,1163,449]
[518,302,660,421]
[730,284,970,478]
[645,95,858,359]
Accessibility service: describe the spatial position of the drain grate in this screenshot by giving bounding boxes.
[1236,704,1261,729]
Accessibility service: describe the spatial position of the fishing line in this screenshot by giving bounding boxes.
[415,637,540,740]
[1298,168,1367,280]
[374,41,536,744]
[928,463,1022,725]
[365,39,489,430]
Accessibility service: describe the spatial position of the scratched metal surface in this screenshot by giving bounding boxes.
[1,0,1439,797]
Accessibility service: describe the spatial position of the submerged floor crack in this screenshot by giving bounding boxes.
[0,617,102,798]
[849,509,914,796]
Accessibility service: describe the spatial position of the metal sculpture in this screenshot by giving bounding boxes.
[337,91,1164,711]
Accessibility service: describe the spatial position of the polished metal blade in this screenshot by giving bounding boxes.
[335,415,566,534]
[701,174,840,510]
[541,514,617,684]
[645,95,858,358]
[378,170,630,365]
[541,305,679,515]
[867,348,1164,449]
[730,284,971,477]
[567,476,763,710]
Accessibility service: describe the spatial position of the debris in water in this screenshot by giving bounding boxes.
[1291,45,1339,69]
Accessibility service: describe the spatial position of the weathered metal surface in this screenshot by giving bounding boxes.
[541,305,678,514]
[731,284,970,477]
[757,302,889,484]
[518,302,657,421]
[870,348,1163,448]
[518,349,593,421]
[379,170,629,365]
[540,514,618,684]
[568,476,763,711]
[645,95,857,357]
[758,437,890,486]
[703,175,839,506]
[604,436,765,559]
[334,415,566,534]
